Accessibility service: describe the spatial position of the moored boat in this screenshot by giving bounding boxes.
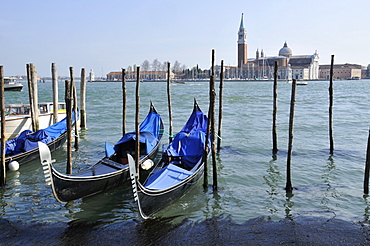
[38,103,164,203]
[5,112,77,170]
[129,100,209,219]
[2,102,66,141]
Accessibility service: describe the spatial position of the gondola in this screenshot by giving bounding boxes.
[38,103,164,203]
[129,100,209,219]
[4,112,76,170]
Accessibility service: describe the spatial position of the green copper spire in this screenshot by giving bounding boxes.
[239,13,244,29]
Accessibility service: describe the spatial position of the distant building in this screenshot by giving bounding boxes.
[221,14,320,81]
[365,64,370,79]
[237,13,248,68]
[107,70,174,81]
[319,63,362,80]
[242,43,319,80]
[89,69,95,81]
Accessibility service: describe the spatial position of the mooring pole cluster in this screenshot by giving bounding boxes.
[271,55,339,194]
[203,49,224,191]
[0,63,87,183]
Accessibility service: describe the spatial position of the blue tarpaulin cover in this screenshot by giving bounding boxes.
[144,108,208,189]
[5,112,76,156]
[113,111,162,155]
[166,110,208,169]
[145,164,193,189]
[167,130,206,169]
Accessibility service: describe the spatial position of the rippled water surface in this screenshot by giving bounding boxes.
[2,79,370,225]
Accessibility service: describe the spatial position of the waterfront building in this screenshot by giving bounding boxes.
[359,64,370,79]
[240,42,319,80]
[106,70,174,81]
[224,14,320,81]
[319,64,362,80]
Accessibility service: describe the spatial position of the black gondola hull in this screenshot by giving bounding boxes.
[48,144,161,203]
[51,166,129,202]
[5,132,67,169]
[137,163,204,218]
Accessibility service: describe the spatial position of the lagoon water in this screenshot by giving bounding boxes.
[2,79,370,227]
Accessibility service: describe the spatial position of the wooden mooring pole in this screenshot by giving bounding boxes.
[285,79,297,194]
[26,64,34,133]
[122,68,126,135]
[65,80,73,174]
[135,67,141,178]
[31,64,39,131]
[0,66,6,186]
[364,129,370,194]
[203,98,209,188]
[73,82,79,150]
[167,62,173,143]
[52,63,58,124]
[272,61,278,155]
[217,60,224,153]
[70,67,79,150]
[27,64,39,132]
[203,51,213,189]
[80,68,87,128]
[210,51,217,190]
[329,55,335,155]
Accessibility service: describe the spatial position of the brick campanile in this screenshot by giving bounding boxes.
[237,13,248,68]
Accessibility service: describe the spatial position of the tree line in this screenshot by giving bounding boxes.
[126,59,187,73]
[126,59,212,80]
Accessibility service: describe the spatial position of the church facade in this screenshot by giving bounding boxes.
[226,14,320,81]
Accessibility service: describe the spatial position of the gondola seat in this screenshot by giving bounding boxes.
[144,164,193,190]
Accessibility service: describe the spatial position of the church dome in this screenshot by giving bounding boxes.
[279,41,292,57]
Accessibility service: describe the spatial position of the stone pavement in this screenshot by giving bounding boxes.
[1,215,369,245]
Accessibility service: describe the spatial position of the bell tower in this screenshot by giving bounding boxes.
[237,13,248,68]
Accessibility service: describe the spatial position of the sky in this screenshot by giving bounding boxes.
[1,0,370,77]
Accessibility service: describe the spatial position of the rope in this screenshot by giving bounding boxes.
[160,129,175,138]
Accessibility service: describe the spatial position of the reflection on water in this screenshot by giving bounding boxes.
[65,185,136,224]
[320,155,337,209]
[284,193,294,219]
[363,196,370,222]
[263,157,283,216]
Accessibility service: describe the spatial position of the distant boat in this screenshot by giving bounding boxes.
[171,80,186,84]
[4,77,23,91]
[287,80,308,85]
[2,102,67,141]
[297,81,308,85]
